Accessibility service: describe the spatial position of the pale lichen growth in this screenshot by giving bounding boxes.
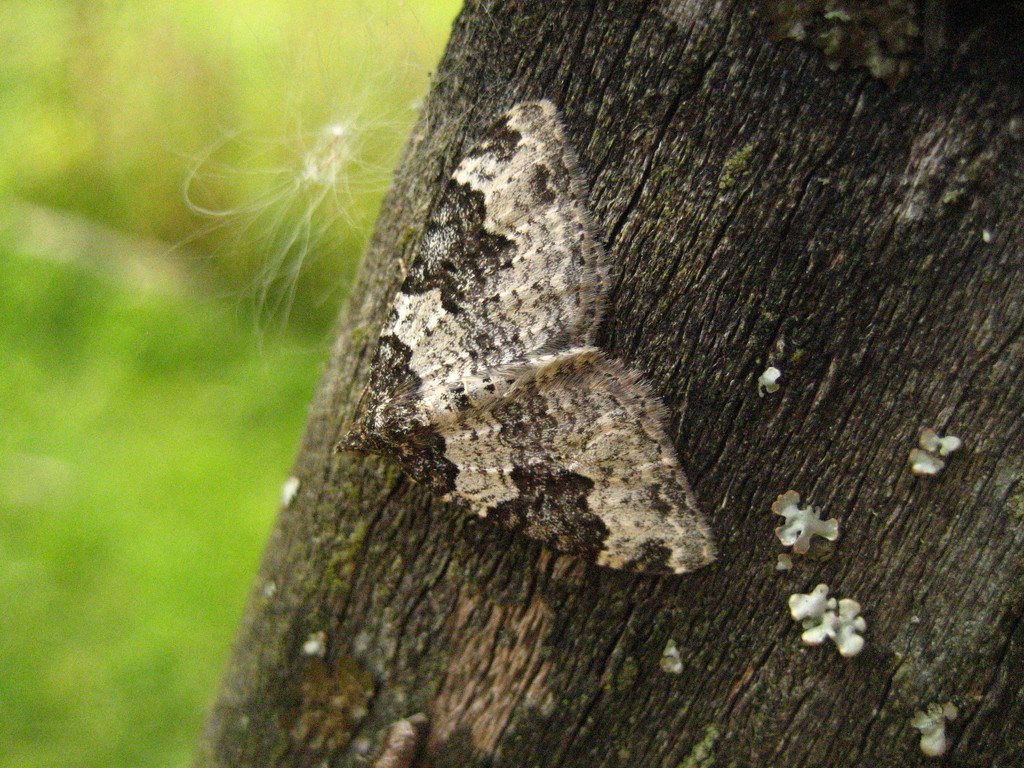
[758,366,782,396]
[679,724,720,768]
[765,0,920,83]
[982,228,994,243]
[789,583,831,620]
[302,630,328,657]
[660,639,684,674]
[773,490,839,554]
[281,476,301,507]
[919,428,962,457]
[910,428,962,476]
[788,584,866,657]
[373,714,428,768]
[718,142,757,191]
[911,702,958,757]
[909,449,944,476]
[776,553,794,571]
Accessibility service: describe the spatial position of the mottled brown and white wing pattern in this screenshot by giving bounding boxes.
[343,101,714,575]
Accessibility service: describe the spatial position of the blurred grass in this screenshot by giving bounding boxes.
[0,1,459,766]
[0,243,317,767]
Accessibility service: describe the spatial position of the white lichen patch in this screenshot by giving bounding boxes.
[776,553,793,571]
[982,228,994,243]
[788,584,866,657]
[773,490,839,554]
[911,702,958,757]
[660,639,684,674]
[281,476,301,507]
[919,428,962,457]
[302,630,327,657]
[909,449,945,476]
[789,583,831,620]
[910,428,962,476]
[757,366,782,396]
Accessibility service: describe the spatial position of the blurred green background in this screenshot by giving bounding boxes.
[0,1,459,766]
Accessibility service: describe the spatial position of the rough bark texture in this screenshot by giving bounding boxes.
[195,2,1024,766]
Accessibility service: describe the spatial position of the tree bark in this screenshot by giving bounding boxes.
[195,2,1024,766]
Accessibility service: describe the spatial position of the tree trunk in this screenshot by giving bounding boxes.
[194,2,1024,766]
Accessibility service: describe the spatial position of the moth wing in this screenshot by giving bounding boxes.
[386,100,608,389]
[437,349,715,574]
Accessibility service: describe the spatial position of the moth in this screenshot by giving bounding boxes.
[342,100,714,574]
